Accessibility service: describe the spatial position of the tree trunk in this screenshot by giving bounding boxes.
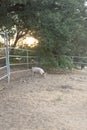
[10,29,28,54]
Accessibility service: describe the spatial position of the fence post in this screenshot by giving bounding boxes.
[4,32,10,83]
[27,50,29,69]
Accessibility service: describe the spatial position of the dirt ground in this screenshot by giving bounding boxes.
[0,69,87,130]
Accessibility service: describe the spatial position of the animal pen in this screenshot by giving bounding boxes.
[0,32,38,83]
[0,32,87,83]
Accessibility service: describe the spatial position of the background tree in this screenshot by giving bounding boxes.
[0,0,87,68]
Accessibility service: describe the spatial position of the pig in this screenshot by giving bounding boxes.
[31,67,46,77]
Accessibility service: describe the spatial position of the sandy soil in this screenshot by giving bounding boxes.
[0,69,87,130]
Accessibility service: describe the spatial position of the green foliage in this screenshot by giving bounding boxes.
[0,0,87,69]
[39,54,73,70]
[57,56,73,69]
[40,56,58,70]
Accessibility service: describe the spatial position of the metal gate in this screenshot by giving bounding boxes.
[0,32,10,83]
[0,32,38,83]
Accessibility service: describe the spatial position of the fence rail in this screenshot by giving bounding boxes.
[0,46,7,82]
[0,57,6,60]
[0,66,6,70]
[0,74,8,80]
[0,47,6,50]
[0,32,38,83]
[0,46,38,83]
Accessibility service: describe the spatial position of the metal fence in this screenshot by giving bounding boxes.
[0,32,38,83]
[9,47,38,71]
[71,56,87,65]
[0,47,7,81]
[0,32,10,82]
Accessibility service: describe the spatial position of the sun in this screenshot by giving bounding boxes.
[23,36,38,47]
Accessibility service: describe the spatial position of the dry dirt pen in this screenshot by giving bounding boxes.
[0,69,87,130]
